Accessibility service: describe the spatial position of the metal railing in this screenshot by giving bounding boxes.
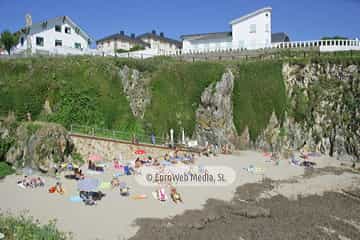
[70,124,168,146]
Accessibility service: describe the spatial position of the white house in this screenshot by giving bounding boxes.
[136,30,182,55]
[96,30,182,57]
[15,15,94,55]
[181,7,282,53]
[96,31,151,56]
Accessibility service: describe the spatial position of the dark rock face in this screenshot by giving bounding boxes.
[119,65,151,119]
[194,69,238,148]
[5,122,74,173]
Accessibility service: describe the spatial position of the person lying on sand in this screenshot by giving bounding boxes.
[170,187,183,204]
[17,176,45,188]
[65,169,84,180]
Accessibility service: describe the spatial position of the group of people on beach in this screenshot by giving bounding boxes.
[17,176,45,189]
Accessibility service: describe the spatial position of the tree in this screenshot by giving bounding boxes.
[0,30,19,55]
[321,36,348,40]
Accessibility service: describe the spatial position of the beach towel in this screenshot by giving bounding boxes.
[99,182,111,190]
[69,196,82,203]
[132,194,147,200]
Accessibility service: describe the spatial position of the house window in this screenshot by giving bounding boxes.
[75,42,81,49]
[55,25,61,32]
[65,27,71,34]
[55,40,62,47]
[36,37,44,46]
[250,24,256,33]
[21,37,24,46]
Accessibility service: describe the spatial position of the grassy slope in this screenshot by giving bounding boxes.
[231,61,287,140]
[6,56,355,142]
[0,57,138,131]
[144,62,225,138]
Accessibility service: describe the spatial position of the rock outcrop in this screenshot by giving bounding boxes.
[5,121,74,173]
[256,63,359,161]
[194,69,238,148]
[119,65,151,118]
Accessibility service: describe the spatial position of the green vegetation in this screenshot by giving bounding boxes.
[321,36,348,40]
[0,212,72,239]
[0,30,19,55]
[0,57,140,132]
[0,55,357,143]
[130,45,146,51]
[0,162,14,178]
[26,123,41,135]
[231,61,287,140]
[144,62,225,138]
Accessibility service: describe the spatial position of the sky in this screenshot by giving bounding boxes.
[0,0,359,45]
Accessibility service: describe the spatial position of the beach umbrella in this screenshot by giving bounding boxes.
[88,154,102,162]
[134,149,146,155]
[77,178,100,191]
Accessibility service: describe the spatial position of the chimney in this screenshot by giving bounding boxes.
[131,33,135,38]
[152,30,156,35]
[120,31,124,35]
[160,32,164,37]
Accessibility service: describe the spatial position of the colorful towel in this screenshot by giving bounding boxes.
[99,182,111,190]
[132,194,147,200]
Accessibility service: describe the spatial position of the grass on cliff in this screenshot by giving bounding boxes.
[231,61,288,140]
[0,162,14,178]
[0,212,72,240]
[144,62,225,138]
[0,57,141,132]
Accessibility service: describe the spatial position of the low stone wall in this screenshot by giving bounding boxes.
[70,134,195,162]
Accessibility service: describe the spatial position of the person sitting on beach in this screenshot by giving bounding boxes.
[111,177,120,188]
[134,158,142,168]
[155,188,167,201]
[152,158,160,166]
[119,183,130,196]
[88,160,104,172]
[74,169,84,180]
[170,187,183,204]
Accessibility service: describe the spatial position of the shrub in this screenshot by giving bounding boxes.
[0,212,72,240]
[0,162,14,178]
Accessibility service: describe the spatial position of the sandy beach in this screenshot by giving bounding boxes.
[0,151,359,240]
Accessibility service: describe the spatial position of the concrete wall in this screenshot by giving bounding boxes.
[183,37,232,53]
[71,134,194,162]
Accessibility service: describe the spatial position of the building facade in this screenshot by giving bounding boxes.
[137,31,182,55]
[15,15,93,55]
[96,31,150,55]
[181,7,277,53]
[96,30,182,56]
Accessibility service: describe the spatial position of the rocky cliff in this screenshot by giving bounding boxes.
[4,120,75,174]
[194,69,238,148]
[193,61,359,161]
[256,62,359,161]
